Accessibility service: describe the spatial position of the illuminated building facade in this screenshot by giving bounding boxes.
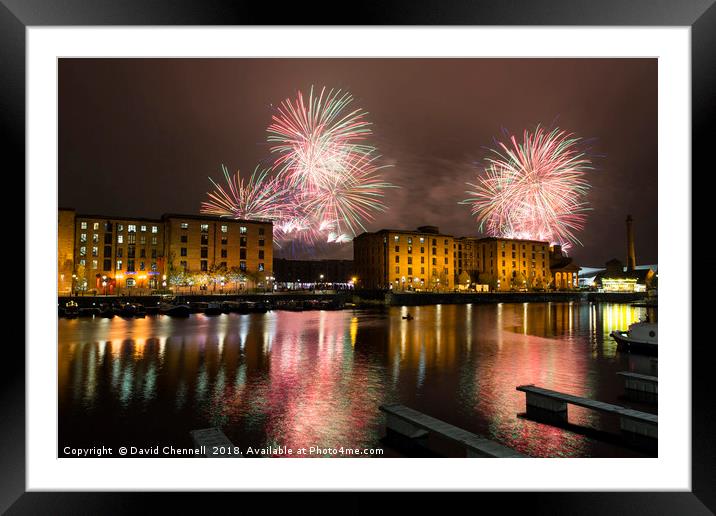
[549,244,580,291]
[592,259,655,292]
[58,208,76,295]
[163,214,272,278]
[476,237,552,291]
[585,216,655,293]
[453,237,481,284]
[354,230,552,292]
[353,226,455,290]
[69,213,166,293]
[57,209,272,295]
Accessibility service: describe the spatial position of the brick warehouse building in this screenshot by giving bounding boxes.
[353,226,456,291]
[354,227,560,292]
[57,209,272,295]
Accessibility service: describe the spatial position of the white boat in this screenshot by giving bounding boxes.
[611,321,657,355]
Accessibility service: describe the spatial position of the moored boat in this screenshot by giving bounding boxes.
[220,301,237,313]
[79,307,101,317]
[63,300,79,318]
[117,303,138,318]
[160,303,191,317]
[99,304,115,318]
[611,321,657,355]
[204,302,223,316]
[189,302,209,314]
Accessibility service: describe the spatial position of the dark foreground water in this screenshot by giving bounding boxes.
[59,302,656,458]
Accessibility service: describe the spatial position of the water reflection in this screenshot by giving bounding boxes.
[59,303,653,458]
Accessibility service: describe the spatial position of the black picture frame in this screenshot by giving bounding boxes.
[4,0,713,512]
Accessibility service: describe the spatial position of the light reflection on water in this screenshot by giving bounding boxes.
[58,302,653,457]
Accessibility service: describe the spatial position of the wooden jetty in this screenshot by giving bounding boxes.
[379,403,524,457]
[189,427,242,457]
[617,371,658,395]
[516,385,657,439]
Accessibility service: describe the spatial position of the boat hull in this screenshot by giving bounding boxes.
[611,331,657,356]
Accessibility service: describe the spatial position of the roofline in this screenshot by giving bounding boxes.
[162,213,273,225]
[354,231,555,243]
[75,213,163,223]
[273,258,353,263]
[355,228,455,238]
[474,236,551,245]
[69,211,272,225]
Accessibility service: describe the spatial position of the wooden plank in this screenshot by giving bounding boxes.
[516,385,657,424]
[190,427,242,457]
[617,372,658,383]
[380,404,524,457]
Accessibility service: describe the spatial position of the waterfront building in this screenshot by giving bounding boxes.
[67,212,166,293]
[353,226,455,291]
[453,236,481,285]
[477,237,552,291]
[57,209,272,295]
[162,214,272,279]
[354,228,553,292]
[272,258,354,288]
[549,244,580,290]
[58,208,76,295]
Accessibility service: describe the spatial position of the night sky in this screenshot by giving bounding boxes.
[58,58,657,266]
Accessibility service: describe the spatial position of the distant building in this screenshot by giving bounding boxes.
[272,258,354,287]
[585,260,656,292]
[579,215,656,292]
[57,209,272,295]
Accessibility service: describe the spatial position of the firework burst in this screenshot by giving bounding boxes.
[463,125,593,251]
[267,86,374,190]
[267,86,394,243]
[201,164,294,222]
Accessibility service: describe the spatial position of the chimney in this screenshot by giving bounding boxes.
[626,215,636,271]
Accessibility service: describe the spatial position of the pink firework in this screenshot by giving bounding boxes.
[267,86,374,191]
[463,126,593,251]
[267,86,394,243]
[201,164,294,223]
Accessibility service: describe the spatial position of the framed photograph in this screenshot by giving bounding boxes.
[6,0,713,511]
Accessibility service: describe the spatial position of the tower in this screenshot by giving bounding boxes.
[626,215,636,272]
